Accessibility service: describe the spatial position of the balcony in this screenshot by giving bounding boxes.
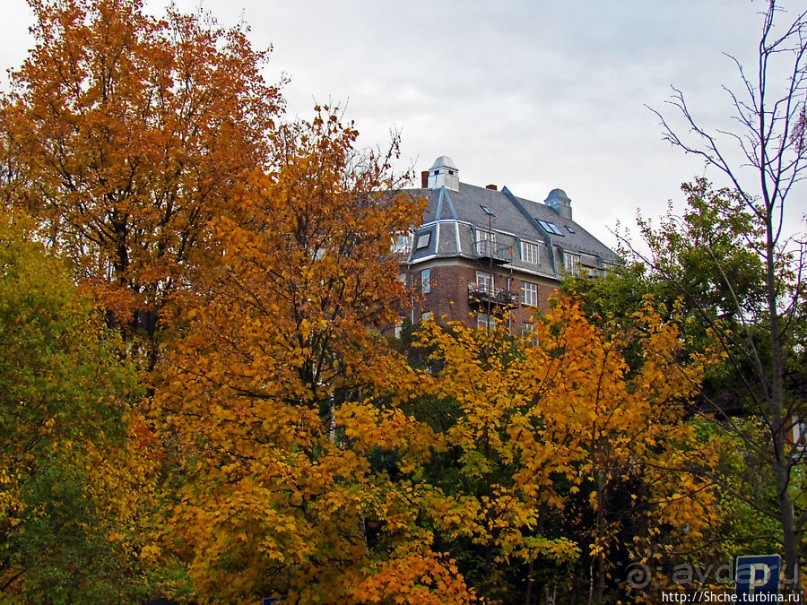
[468,282,518,309]
[474,239,512,265]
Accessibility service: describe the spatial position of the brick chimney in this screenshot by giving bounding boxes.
[421,170,429,188]
[486,184,498,191]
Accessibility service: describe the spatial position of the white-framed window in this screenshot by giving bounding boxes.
[521,322,539,346]
[478,229,495,244]
[476,271,494,295]
[391,233,412,256]
[521,241,539,264]
[521,281,538,307]
[421,268,431,293]
[477,312,495,330]
[563,251,580,276]
[476,229,496,256]
[415,231,431,250]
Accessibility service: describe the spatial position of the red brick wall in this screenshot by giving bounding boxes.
[409,262,560,330]
[417,264,474,323]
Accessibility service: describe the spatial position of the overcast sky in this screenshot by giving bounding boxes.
[1,0,804,248]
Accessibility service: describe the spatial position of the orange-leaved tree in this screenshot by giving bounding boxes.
[156,109,474,603]
[415,297,722,604]
[0,0,282,367]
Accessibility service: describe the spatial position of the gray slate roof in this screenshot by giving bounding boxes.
[406,182,619,278]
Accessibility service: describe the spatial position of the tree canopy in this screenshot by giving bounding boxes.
[1,0,282,367]
[0,211,148,601]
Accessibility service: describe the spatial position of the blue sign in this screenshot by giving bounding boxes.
[736,555,780,596]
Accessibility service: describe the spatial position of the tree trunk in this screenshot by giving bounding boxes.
[766,218,800,592]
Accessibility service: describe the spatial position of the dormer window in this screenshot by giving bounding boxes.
[563,251,580,275]
[521,241,539,264]
[475,229,496,257]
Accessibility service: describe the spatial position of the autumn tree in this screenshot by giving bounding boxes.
[156,109,473,603]
[0,0,282,367]
[565,183,805,593]
[645,0,807,588]
[0,211,154,602]
[412,298,721,604]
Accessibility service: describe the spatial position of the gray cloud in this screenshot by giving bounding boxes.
[1,0,803,247]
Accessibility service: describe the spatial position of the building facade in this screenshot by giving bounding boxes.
[401,156,619,332]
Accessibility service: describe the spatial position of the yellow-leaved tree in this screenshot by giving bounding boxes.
[414,297,722,604]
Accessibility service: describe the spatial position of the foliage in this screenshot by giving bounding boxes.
[567,177,802,594]
[0,0,282,366]
[637,181,766,322]
[2,0,793,601]
[565,179,765,348]
[0,212,151,602]
[413,298,721,604]
[155,109,475,603]
[647,0,807,586]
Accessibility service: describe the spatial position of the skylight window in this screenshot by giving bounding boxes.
[537,219,564,236]
[480,205,493,216]
[566,225,576,233]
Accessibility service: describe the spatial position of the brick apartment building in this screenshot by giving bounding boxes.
[399,156,619,333]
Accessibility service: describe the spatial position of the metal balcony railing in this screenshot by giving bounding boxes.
[474,239,512,264]
[468,282,518,308]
